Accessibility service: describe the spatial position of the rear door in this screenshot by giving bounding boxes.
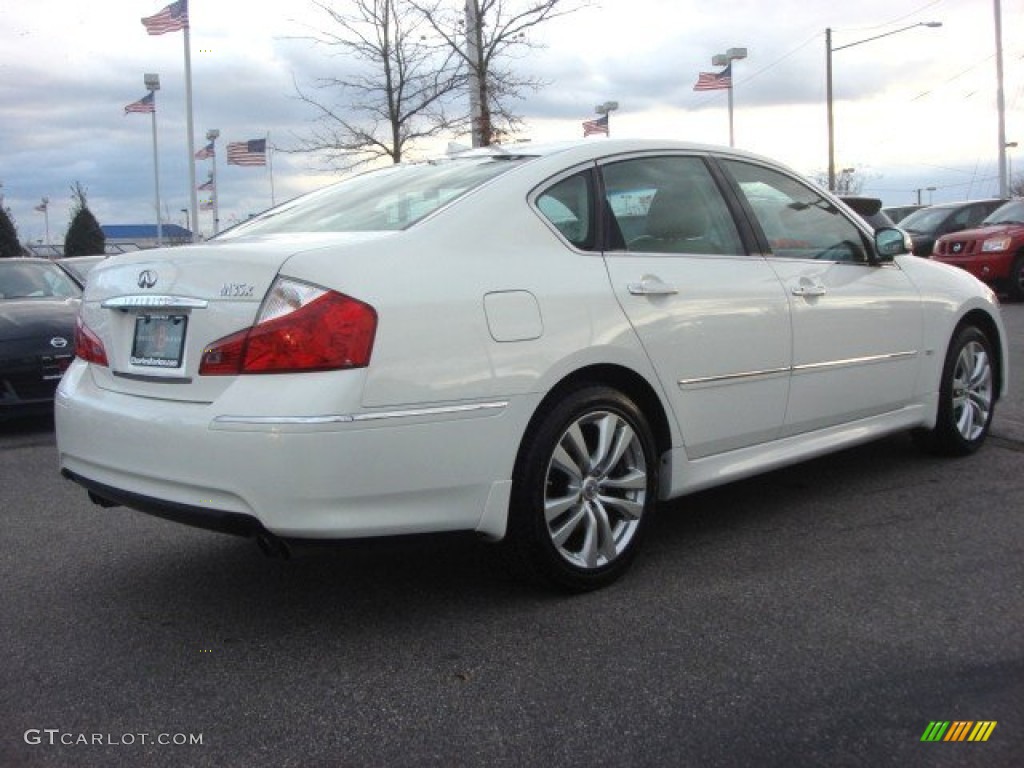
[594,153,792,459]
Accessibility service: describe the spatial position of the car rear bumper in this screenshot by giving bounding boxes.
[56,361,529,539]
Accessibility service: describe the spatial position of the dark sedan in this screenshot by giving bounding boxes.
[0,259,82,420]
[899,199,1007,256]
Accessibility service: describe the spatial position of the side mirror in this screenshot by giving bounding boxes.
[874,228,911,262]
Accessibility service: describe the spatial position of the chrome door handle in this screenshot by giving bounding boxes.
[627,278,678,296]
[791,285,827,297]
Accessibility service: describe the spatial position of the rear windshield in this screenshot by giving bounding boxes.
[218,155,531,237]
[898,206,953,233]
[0,261,81,300]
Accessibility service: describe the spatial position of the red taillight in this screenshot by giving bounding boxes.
[200,280,377,375]
[75,316,109,367]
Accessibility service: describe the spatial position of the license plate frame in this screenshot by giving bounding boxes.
[130,313,188,368]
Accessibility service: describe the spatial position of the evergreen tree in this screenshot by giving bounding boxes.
[0,205,22,258]
[64,182,105,257]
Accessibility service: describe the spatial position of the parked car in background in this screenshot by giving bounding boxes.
[899,199,1008,256]
[932,198,1024,300]
[55,139,1008,591]
[1,258,82,420]
[57,254,109,284]
[841,196,899,231]
[882,204,925,224]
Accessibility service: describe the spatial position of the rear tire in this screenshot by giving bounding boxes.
[501,385,658,592]
[913,325,995,456]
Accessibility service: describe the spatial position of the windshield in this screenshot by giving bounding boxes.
[0,261,81,300]
[982,200,1024,226]
[898,206,954,233]
[218,155,531,238]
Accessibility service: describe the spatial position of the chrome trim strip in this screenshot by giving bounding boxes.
[352,401,509,422]
[678,367,790,388]
[792,350,918,374]
[112,371,193,384]
[212,401,509,427]
[678,351,917,388]
[102,295,209,309]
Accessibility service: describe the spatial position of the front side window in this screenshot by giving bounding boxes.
[724,160,870,263]
[600,156,744,255]
[218,155,531,237]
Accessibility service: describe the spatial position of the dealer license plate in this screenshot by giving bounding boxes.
[130,314,187,368]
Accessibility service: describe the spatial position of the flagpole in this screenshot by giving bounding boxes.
[183,22,198,240]
[208,129,220,235]
[267,132,276,206]
[144,74,163,246]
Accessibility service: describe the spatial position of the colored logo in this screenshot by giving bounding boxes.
[921,721,997,742]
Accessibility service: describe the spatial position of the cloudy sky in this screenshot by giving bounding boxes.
[2,0,1021,244]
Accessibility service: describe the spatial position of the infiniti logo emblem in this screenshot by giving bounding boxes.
[138,270,158,289]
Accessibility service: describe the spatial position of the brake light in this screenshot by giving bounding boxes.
[200,278,377,375]
[75,316,109,367]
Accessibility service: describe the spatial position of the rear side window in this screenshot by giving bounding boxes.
[535,171,596,249]
[724,160,870,263]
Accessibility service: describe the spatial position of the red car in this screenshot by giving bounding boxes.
[932,199,1024,300]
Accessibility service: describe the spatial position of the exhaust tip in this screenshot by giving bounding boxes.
[255,533,291,560]
[87,490,120,508]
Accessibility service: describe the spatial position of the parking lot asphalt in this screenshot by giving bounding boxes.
[1,304,1022,768]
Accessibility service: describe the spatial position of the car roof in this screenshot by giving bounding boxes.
[920,198,1006,210]
[445,138,788,168]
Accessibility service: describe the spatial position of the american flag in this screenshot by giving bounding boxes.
[197,178,215,191]
[693,64,732,91]
[124,92,155,114]
[195,142,215,160]
[227,139,267,167]
[142,0,188,35]
[582,114,609,137]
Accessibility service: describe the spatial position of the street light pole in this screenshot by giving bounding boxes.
[826,22,941,191]
[712,47,747,147]
[994,0,1008,197]
[144,73,162,246]
[1007,142,1018,192]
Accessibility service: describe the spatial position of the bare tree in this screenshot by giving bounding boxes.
[415,0,592,146]
[814,167,865,197]
[290,0,465,170]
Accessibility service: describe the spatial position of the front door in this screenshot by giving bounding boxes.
[720,159,923,437]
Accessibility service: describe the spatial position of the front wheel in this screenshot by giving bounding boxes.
[502,386,658,591]
[913,325,995,455]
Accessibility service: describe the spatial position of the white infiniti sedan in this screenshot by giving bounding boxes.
[56,140,1008,590]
